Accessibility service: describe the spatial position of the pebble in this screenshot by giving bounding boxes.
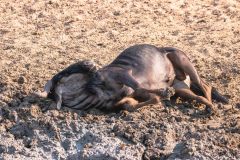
[236,103,240,109]
[18,76,27,84]
[224,105,233,110]
[113,11,120,16]
[62,139,72,151]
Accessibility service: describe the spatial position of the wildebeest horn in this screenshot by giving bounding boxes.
[55,87,63,109]
[33,80,53,98]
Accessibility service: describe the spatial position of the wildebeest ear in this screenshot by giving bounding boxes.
[55,87,63,110]
[80,60,98,73]
[44,80,53,93]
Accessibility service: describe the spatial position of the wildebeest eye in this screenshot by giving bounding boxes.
[87,72,105,87]
[81,60,97,72]
[95,72,105,81]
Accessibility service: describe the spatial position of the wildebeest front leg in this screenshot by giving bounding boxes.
[112,72,164,111]
[114,94,160,112]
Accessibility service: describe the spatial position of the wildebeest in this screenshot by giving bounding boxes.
[39,44,228,113]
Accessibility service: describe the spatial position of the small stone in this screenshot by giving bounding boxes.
[175,116,182,122]
[30,105,42,118]
[23,137,33,148]
[84,143,93,148]
[11,111,19,122]
[217,103,224,109]
[7,146,16,154]
[73,113,78,120]
[51,110,60,118]
[106,117,115,123]
[224,105,233,110]
[18,76,26,84]
[0,145,6,153]
[236,103,240,109]
[113,11,120,16]
[25,63,30,69]
[62,139,72,151]
[119,143,125,150]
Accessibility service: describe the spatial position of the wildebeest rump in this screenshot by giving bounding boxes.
[40,44,228,112]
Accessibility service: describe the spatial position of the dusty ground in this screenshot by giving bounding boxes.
[0,0,240,159]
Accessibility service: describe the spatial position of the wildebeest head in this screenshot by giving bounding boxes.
[39,60,98,109]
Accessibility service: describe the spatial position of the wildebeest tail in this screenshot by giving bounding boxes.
[190,83,229,104]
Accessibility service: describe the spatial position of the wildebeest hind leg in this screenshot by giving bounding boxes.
[190,83,229,104]
[175,88,216,114]
[167,51,212,103]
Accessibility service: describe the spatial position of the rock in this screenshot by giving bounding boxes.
[0,144,6,153]
[4,110,19,122]
[223,105,233,110]
[17,76,27,84]
[30,105,42,118]
[62,139,73,151]
[11,111,19,122]
[113,11,120,16]
[7,146,16,154]
[23,137,37,148]
[236,103,240,109]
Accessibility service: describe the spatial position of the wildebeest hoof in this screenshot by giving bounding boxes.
[161,87,175,99]
[205,105,218,116]
[123,104,136,112]
[33,91,48,98]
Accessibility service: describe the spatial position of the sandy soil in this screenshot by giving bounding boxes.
[0,0,239,159]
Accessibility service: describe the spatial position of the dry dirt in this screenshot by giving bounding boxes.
[0,0,240,159]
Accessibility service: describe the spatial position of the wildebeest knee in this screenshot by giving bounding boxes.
[151,96,160,103]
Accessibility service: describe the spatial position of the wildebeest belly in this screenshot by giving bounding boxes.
[132,54,175,90]
[109,44,176,90]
